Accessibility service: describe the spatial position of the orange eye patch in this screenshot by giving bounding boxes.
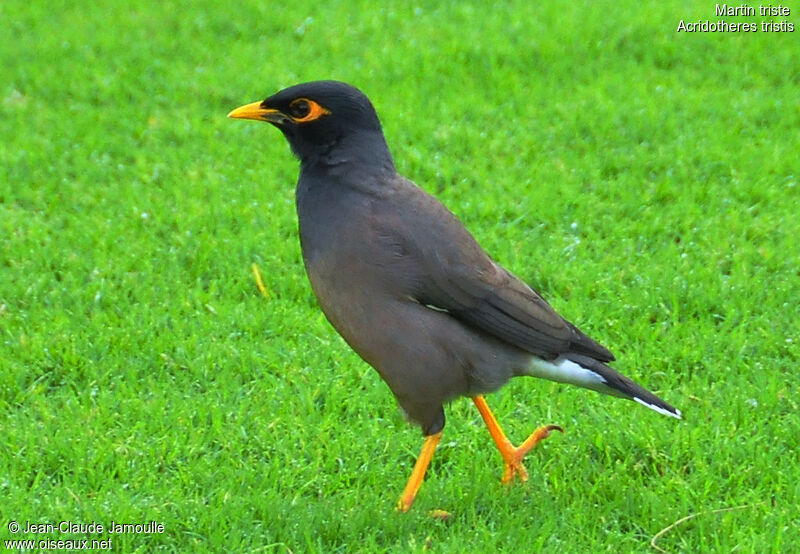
[288,98,330,123]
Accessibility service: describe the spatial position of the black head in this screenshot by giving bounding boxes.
[228,80,393,170]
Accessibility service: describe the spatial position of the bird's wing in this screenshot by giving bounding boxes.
[423,248,614,361]
[380,178,615,362]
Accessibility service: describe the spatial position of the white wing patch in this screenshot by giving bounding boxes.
[526,356,607,388]
[634,397,682,419]
[525,356,682,419]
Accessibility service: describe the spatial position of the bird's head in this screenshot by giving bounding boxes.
[228,80,390,169]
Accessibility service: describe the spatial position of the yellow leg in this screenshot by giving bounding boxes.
[397,432,442,512]
[472,395,562,483]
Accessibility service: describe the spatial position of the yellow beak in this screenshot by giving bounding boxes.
[227,101,285,123]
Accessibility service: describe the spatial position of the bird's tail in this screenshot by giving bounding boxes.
[524,353,681,419]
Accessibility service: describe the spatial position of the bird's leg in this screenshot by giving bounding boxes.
[471,395,521,481]
[396,431,442,512]
[471,395,563,483]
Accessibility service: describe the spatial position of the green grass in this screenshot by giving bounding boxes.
[1,1,798,551]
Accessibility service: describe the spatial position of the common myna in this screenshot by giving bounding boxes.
[228,81,680,512]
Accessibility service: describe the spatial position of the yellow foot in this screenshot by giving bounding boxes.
[500,424,563,484]
[396,432,443,513]
[501,453,530,484]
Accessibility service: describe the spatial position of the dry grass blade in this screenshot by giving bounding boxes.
[252,263,270,298]
[651,503,762,553]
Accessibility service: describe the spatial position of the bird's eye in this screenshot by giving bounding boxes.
[289,99,311,119]
[287,98,330,123]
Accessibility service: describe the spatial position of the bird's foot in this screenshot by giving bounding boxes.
[395,432,443,513]
[396,497,413,513]
[501,457,529,483]
[499,424,563,484]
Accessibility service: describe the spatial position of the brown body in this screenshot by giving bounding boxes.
[298,171,531,433]
[228,80,680,511]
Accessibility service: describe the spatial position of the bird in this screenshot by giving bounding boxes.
[228,80,681,512]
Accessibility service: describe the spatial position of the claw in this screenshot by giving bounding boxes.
[472,396,563,484]
[500,424,564,483]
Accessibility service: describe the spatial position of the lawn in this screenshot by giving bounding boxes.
[1,1,798,552]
